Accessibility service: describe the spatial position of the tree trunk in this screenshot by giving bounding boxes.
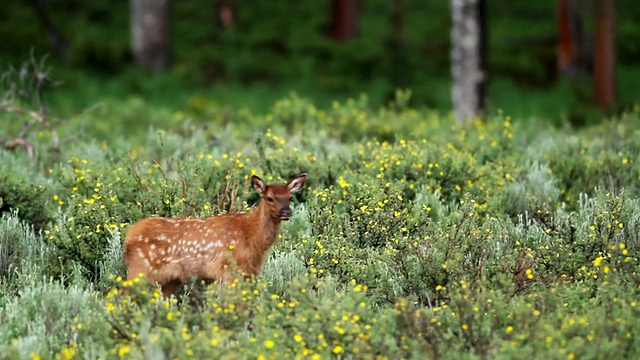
[557,0,575,74]
[451,0,487,124]
[593,0,615,111]
[131,0,170,70]
[330,0,358,42]
[218,0,235,29]
[557,0,592,77]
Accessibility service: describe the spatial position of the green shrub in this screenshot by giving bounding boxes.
[76,275,407,359]
[0,174,52,232]
[0,211,54,295]
[0,281,102,357]
[3,96,640,359]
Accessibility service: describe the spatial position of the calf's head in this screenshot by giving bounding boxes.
[251,174,307,220]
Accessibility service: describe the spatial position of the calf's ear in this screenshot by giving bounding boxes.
[252,175,267,194]
[287,173,307,193]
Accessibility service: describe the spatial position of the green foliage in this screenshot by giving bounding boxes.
[3,89,640,359]
[0,211,48,293]
[0,173,52,232]
[0,281,102,357]
[545,113,640,205]
[83,275,410,359]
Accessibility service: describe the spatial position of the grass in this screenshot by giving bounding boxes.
[40,63,640,149]
[1,64,640,358]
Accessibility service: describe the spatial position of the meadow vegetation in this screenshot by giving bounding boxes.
[1,64,640,359]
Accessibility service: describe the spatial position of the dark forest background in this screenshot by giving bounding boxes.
[1,0,639,124]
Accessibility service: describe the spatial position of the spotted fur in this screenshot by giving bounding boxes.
[124,173,307,296]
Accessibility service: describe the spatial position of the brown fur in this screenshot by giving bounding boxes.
[123,174,307,296]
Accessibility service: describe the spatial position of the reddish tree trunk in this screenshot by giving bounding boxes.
[593,0,616,111]
[557,0,575,74]
[219,0,235,29]
[330,0,358,42]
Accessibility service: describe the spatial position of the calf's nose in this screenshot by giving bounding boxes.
[279,208,292,219]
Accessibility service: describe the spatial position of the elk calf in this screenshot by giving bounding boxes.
[124,173,307,296]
